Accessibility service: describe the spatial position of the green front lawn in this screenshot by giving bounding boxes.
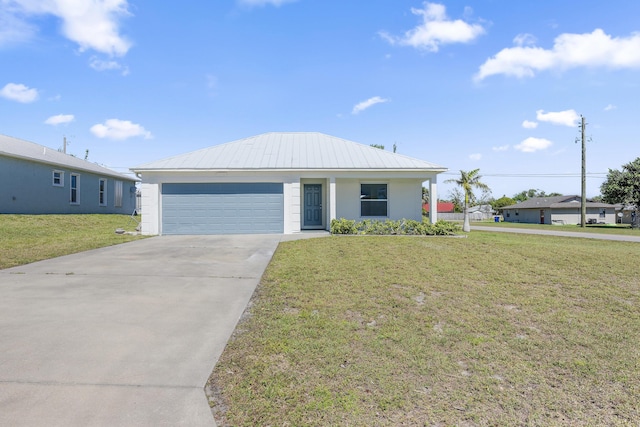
[209,232,640,426]
[0,214,146,269]
[478,220,639,235]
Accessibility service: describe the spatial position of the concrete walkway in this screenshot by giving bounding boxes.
[0,235,285,426]
[472,225,640,242]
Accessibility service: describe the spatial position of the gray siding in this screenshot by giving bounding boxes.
[503,206,616,225]
[0,156,137,214]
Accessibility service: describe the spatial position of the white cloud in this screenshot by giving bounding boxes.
[492,145,509,152]
[90,119,152,140]
[237,0,296,7]
[513,33,536,47]
[0,6,36,47]
[604,104,617,111]
[469,153,482,161]
[475,29,640,81]
[89,57,129,75]
[522,120,538,129]
[352,96,389,115]
[514,137,553,153]
[380,2,485,52]
[0,82,38,103]
[3,0,132,56]
[536,109,580,127]
[44,114,74,125]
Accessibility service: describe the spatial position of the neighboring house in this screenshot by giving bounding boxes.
[468,204,494,220]
[502,195,616,225]
[614,204,637,225]
[1,134,137,214]
[131,132,447,235]
[422,202,455,213]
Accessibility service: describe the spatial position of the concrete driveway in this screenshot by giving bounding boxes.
[0,235,282,426]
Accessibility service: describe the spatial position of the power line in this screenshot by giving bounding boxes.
[440,172,607,178]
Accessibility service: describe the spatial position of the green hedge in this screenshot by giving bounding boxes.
[330,218,461,235]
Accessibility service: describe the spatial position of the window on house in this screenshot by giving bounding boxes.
[600,208,606,218]
[53,170,64,187]
[506,211,510,218]
[99,178,107,206]
[114,180,123,207]
[70,174,80,204]
[515,209,519,216]
[360,183,387,217]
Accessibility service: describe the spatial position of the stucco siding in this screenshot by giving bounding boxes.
[1,156,136,214]
[140,183,160,235]
[335,178,422,221]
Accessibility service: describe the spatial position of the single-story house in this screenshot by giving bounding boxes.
[131,132,447,235]
[1,133,137,214]
[502,195,616,225]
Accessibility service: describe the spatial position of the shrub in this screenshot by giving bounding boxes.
[330,218,460,236]
[330,218,358,234]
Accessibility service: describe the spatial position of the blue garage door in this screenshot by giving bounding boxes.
[162,183,284,234]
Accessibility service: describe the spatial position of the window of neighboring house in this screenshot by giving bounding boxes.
[600,208,606,218]
[53,170,64,187]
[99,178,107,206]
[515,209,519,216]
[70,173,80,204]
[114,180,123,207]
[506,211,510,218]
[360,183,388,217]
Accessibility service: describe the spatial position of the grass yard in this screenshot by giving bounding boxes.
[208,232,640,426]
[0,214,145,269]
[477,220,639,236]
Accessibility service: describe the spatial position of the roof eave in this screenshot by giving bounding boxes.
[131,167,448,174]
[2,151,137,181]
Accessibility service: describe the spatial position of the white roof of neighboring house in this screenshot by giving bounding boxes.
[0,133,135,181]
[131,132,447,172]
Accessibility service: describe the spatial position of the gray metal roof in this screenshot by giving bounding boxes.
[503,195,615,209]
[131,132,447,172]
[0,133,135,181]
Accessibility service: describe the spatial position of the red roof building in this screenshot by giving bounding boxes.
[422,202,455,213]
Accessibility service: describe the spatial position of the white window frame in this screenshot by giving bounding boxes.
[52,170,64,187]
[99,178,107,206]
[360,183,388,217]
[114,180,123,208]
[70,173,80,205]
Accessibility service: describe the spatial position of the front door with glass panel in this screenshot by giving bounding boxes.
[304,184,322,227]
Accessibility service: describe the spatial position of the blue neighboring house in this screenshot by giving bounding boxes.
[1,133,137,214]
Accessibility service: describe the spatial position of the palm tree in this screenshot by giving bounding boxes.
[445,169,490,232]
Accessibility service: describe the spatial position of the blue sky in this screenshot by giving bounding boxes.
[2,0,640,200]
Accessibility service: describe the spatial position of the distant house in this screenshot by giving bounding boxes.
[422,202,455,213]
[614,204,637,225]
[1,134,137,214]
[501,195,616,225]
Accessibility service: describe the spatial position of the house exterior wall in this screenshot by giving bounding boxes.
[503,206,616,225]
[1,155,136,214]
[551,207,616,225]
[137,171,427,235]
[335,178,423,222]
[503,208,537,223]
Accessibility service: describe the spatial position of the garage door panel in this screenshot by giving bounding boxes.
[162,183,283,234]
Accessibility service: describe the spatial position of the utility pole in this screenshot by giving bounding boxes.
[579,116,587,228]
[63,136,68,154]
